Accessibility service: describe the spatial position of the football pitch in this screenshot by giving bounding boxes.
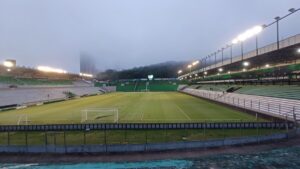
[0,92,259,125]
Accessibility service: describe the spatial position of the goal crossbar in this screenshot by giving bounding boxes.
[81,108,119,123]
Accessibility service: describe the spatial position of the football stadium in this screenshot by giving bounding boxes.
[0,1,300,168]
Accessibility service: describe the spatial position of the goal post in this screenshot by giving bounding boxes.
[17,114,29,125]
[81,108,119,123]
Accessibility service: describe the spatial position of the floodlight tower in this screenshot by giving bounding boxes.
[274,16,280,50]
[187,64,192,77]
[231,25,263,61]
[3,59,16,72]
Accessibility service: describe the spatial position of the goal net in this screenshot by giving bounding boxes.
[81,108,119,123]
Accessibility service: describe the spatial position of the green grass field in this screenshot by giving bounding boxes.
[0,92,260,125]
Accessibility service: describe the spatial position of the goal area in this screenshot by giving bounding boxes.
[81,108,119,123]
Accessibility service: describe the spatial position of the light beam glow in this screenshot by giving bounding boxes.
[37,66,67,74]
[3,61,14,68]
[232,25,263,44]
[79,73,93,77]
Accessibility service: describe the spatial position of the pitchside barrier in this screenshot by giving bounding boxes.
[0,122,295,132]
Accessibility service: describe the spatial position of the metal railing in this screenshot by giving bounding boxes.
[0,121,294,132]
[183,88,300,122]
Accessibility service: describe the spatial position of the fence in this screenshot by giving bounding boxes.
[0,120,296,153]
[0,132,291,153]
[183,88,300,122]
[0,122,294,132]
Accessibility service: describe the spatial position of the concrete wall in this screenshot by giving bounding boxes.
[0,132,289,154]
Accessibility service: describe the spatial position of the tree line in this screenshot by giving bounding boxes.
[96,61,187,81]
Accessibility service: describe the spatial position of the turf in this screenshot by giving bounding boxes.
[0,92,259,125]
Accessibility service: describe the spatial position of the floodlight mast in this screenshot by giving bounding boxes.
[231,25,264,61]
[3,61,14,68]
[178,8,300,79]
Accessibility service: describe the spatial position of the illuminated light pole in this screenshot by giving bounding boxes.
[187,64,192,75]
[274,16,280,50]
[221,48,224,65]
[231,45,233,63]
[209,54,213,68]
[214,52,217,67]
[255,35,258,55]
[192,60,199,66]
[232,25,263,61]
[241,41,244,60]
[243,61,250,67]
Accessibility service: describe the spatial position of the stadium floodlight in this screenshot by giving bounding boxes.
[243,61,250,67]
[232,39,239,44]
[195,74,198,76]
[3,61,14,68]
[37,66,67,74]
[7,68,11,72]
[274,16,280,21]
[265,64,270,68]
[218,68,223,72]
[289,8,296,13]
[148,74,154,80]
[192,60,199,66]
[79,73,93,78]
[227,71,231,74]
[297,48,300,53]
[242,68,247,72]
[187,64,192,68]
[231,25,263,44]
[204,71,207,75]
[178,70,182,74]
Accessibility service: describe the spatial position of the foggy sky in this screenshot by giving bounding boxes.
[0,0,299,73]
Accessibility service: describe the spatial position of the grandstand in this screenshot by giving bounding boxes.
[0,75,73,86]
[189,84,300,100]
[0,65,104,109]
[178,37,300,123]
[102,79,179,92]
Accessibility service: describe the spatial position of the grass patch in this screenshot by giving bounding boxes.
[0,92,261,125]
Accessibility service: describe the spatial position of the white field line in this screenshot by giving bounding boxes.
[140,111,144,121]
[17,114,24,125]
[174,104,192,121]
